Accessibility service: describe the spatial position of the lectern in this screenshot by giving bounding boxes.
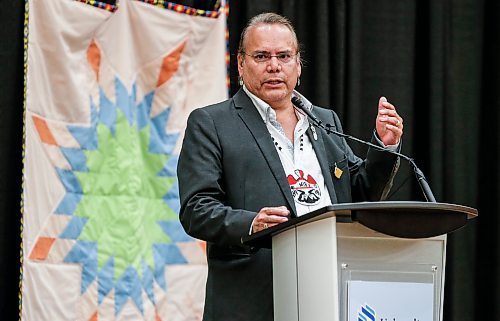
[242,201,478,321]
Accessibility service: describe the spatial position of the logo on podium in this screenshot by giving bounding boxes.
[357,303,376,321]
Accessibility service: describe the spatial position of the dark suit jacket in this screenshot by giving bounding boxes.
[177,89,399,321]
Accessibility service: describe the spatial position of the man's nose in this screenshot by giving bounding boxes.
[267,57,281,72]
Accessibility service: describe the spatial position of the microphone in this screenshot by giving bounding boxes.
[291,96,437,202]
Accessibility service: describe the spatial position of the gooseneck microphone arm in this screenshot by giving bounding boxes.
[291,96,437,202]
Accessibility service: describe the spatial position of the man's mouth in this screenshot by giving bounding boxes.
[264,79,284,85]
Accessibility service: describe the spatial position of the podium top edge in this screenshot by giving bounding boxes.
[241,201,478,247]
[325,201,478,219]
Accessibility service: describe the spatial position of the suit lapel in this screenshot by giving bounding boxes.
[232,90,298,217]
[306,124,339,204]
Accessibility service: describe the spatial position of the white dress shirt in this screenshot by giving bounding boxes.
[243,86,333,216]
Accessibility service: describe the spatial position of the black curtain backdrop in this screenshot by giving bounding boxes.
[1,0,498,320]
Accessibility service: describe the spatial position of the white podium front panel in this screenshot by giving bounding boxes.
[337,222,447,321]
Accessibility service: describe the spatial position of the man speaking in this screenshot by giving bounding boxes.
[177,12,404,321]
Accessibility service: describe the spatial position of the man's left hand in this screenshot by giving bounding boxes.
[375,96,403,146]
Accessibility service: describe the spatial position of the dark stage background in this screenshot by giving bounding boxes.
[1,0,498,320]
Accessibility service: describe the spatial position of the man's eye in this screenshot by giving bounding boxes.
[254,54,268,60]
[278,53,291,59]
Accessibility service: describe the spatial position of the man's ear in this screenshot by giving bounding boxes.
[297,57,302,77]
[237,54,244,74]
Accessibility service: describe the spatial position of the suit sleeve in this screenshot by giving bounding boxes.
[177,108,256,247]
[329,110,400,202]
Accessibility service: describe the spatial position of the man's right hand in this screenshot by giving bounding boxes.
[251,206,290,234]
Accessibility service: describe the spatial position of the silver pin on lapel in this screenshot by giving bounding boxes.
[311,126,318,141]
